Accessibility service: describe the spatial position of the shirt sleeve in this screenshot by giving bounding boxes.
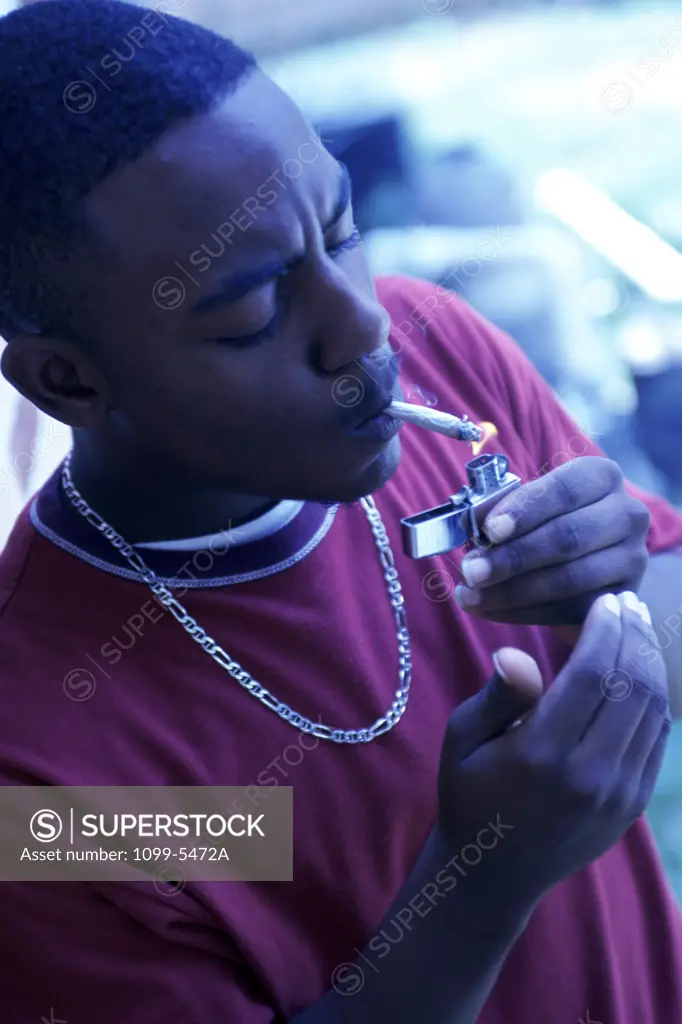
[455,299,682,556]
[0,877,278,1024]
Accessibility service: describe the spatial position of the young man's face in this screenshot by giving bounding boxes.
[75,69,402,503]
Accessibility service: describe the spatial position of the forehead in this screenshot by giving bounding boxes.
[82,71,337,287]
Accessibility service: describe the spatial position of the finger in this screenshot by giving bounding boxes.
[456,587,621,627]
[443,649,543,763]
[617,593,670,780]
[534,592,623,747]
[617,594,668,714]
[482,456,623,545]
[578,595,663,761]
[461,492,646,590]
[456,543,647,616]
[637,710,673,809]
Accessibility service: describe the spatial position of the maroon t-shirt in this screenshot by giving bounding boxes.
[1,275,682,1022]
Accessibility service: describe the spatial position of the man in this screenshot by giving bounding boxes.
[0,2,681,1021]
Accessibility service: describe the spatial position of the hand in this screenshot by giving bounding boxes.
[454,456,650,626]
[436,591,670,909]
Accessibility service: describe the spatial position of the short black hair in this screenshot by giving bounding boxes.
[0,0,257,340]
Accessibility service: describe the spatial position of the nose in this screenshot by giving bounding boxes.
[306,260,392,375]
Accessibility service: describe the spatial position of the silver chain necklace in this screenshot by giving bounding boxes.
[61,454,413,744]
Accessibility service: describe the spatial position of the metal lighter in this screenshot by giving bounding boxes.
[401,452,522,559]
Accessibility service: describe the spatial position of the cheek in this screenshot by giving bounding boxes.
[102,335,307,449]
[345,246,376,297]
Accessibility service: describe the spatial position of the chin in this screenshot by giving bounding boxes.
[316,435,402,504]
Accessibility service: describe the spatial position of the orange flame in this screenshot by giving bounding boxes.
[471,421,498,457]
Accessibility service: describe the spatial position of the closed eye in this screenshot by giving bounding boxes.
[327,226,362,259]
[207,227,364,348]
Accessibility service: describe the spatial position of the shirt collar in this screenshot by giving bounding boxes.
[31,466,339,588]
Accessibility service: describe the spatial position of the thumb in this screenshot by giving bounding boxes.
[444,647,543,763]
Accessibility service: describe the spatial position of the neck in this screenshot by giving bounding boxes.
[66,434,278,543]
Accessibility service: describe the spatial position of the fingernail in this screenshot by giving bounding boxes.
[622,591,651,624]
[455,585,482,608]
[492,651,508,681]
[485,513,516,543]
[601,593,622,617]
[461,555,491,587]
[639,600,652,625]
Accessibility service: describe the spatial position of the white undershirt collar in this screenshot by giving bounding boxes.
[136,500,304,551]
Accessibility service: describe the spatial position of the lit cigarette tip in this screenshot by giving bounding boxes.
[388,401,483,442]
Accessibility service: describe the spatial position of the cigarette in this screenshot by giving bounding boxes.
[388,401,483,443]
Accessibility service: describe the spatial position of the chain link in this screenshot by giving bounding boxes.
[61,457,413,743]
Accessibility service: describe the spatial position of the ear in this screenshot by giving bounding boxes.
[1,334,111,429]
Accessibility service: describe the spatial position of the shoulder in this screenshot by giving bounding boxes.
[375,273,484,344]
[375,274,531,381]
[0,511,38,629]
[374,274,541,428]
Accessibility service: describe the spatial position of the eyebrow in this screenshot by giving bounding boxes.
[189,162,352,316]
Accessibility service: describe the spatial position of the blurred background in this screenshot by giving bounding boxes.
[2,0,682,890]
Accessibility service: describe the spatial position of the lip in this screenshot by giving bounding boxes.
[349,409,402,443]
[352,395,394,429]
